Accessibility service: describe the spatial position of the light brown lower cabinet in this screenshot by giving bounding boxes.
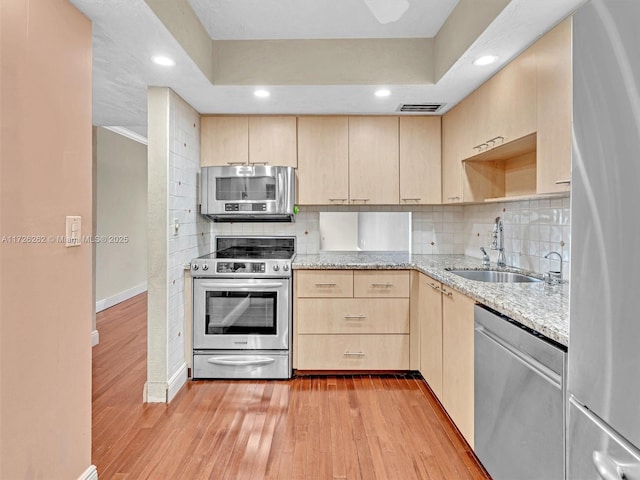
[294,269,410,371]
[416,273,475,447]
[441,285,476,448]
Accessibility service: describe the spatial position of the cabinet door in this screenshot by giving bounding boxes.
[200,116,248,166]
[489,48,537,145]
[399,117,442,205]
[248,116,297,167]
[442,106,464,203]
[536,18,572,194]
[419,275,443,401]
[297,116,349,205]
[348,116,399,205]
[442,286,475,447]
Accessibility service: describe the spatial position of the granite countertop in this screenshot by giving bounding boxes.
[293,253,569,347]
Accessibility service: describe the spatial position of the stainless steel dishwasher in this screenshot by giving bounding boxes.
[474,305,567,480]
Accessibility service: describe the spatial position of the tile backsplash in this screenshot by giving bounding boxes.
[207,197,570,279]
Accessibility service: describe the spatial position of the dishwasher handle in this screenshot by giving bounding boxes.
[475,324,562,389]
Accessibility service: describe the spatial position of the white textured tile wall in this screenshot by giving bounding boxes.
[462,197,571,279]
[167,91,211,379]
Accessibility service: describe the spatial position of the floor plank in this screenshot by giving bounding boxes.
[92,293,491,479]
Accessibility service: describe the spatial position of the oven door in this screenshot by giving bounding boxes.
[193,277,290,351]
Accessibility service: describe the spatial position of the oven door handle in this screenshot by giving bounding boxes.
[207,356,276,367]
[198,282,285,290]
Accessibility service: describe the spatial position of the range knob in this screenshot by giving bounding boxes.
[192,264,199,270]
[273,265,280,272]
[283,265,290,272]
[202,264,209,271]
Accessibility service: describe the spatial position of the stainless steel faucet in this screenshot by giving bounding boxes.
[480,247,491,267]
[491,217,506,267]
[544,251,563,284]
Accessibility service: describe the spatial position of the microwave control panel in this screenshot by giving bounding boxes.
[224,203,267,212]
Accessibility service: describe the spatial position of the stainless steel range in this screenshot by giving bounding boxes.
[190,236,295,379]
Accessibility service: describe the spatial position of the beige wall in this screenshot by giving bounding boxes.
[0,0,93,478]
[96,127,148,303]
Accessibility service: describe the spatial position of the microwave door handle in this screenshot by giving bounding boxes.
[277,169,284,211]
[199,282,284,289]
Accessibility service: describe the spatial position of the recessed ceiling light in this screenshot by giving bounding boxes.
[254,89,270,98]
[375,89,391,97]
[152,55,175,67]
[473,55,499,66]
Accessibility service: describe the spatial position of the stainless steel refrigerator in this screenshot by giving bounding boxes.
[568,0,640,478]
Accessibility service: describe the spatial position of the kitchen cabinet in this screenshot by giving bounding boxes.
[442,285,476,448]
[348,116,399,205]
[535,18,572,194]
[399,117,442,205]
[418,274,444,401]
[294,269,410,370]
[296,116,350,205]
[442,103,465,203]
[200,115,297,167]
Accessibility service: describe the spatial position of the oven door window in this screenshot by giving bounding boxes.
[215,176,276,201]
[205,291,277,335]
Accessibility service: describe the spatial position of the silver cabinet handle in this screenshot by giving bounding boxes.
[447,196,460,201]
[487,136,504,144]
[344,315,366,320]
[250,161,268,165]
[371,283,393,288]
[555,179,571,185]
[592,451,626,480]
[441,288,453,297]
[226,161,246,166]
[343,352,365,356]
[350,198,369,203]
[401,198,421,202]
[328,198,348,203]
[473,143,488,150]
[427,282,441,291]
[314,282,337,287]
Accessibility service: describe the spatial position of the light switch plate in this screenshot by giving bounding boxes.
[66,216,81,247]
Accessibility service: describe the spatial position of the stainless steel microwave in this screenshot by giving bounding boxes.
[199,165,296,222]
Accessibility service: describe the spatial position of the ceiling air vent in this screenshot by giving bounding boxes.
[397,103,445,113]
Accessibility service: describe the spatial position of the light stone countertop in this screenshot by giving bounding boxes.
[292,253,569,347]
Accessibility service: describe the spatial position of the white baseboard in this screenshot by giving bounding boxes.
[143,381,168,403]
[78,465,98,480]
[167,363,188,402]
[96,282,147,313]
[91,329,100,347]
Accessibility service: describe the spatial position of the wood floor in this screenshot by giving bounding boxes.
[93,293,490,480]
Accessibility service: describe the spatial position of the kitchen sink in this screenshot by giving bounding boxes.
[447,269,543,283]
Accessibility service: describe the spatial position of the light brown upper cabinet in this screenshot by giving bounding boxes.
[248,116,297,167]
[399,117,442,205]
[297,116,350,205]
[348,116,399,205]
[535,18,572,194]
[200,115,297,167]
[442,103,465,203]
[200,116,249,166]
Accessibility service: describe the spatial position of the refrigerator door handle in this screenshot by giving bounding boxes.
[593,451,627,480]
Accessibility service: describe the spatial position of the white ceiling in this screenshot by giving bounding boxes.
[70,0,586,139]
[188,0,458,40]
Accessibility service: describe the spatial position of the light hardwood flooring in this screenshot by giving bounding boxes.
[92,293,490,479]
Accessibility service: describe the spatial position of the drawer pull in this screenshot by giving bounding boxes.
[441,288,453,297]
[249,161,268,165]
[226,161,246,166]
[328,198,348,203]
[344,315,366,320]
[401,198,421,202]
[428,282,441,291]
[447,196,460,201]
[371,283,393,288]
[555,179,571,185]
[343,352,365,357]
[315,283,337,287]
[351,198,369,203]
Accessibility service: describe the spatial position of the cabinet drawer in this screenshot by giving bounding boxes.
[297,298,409,334]
[353,270,410,298]
[297,335,409,370]
[295,270,353,297]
